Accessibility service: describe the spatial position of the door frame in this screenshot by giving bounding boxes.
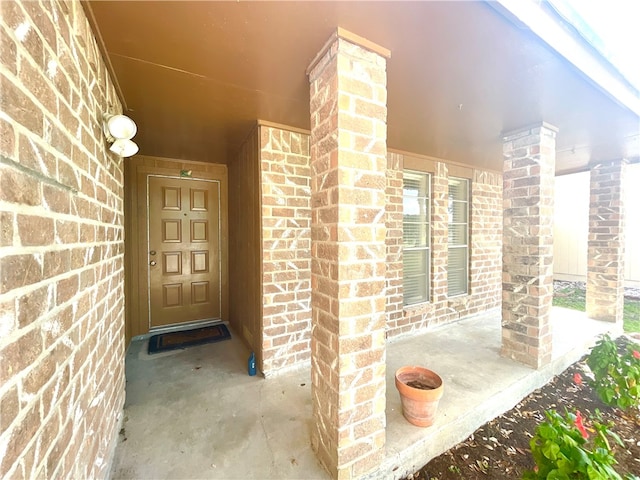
[124,156,228,341]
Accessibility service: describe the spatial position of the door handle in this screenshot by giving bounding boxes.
[150,260,157,266]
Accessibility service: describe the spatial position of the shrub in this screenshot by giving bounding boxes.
[523,409,626,480]
[586,334,640,412]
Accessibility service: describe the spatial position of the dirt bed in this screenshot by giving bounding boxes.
[403,336,640,480]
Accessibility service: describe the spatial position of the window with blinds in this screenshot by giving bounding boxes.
[403,170,431,305]
[448,177,469,296]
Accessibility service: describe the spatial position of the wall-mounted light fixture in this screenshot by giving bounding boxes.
[103,113,139,157]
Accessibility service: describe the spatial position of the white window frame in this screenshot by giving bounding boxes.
[403,170,431,306]
[448,177,469,297]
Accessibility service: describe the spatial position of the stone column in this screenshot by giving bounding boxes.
[586,160,628,324]
[501,123,558,369]
[306,28,389,479]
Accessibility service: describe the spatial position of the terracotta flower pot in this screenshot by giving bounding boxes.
[395,366,444,427]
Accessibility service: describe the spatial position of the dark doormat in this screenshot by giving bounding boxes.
[148,324,231,354]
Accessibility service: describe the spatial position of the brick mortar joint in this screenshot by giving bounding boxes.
[0,2,125,477]
[0,204,126,225]
[0,327,124,457]
[0,154,79,194]
[0,252,124,305]
[0,287,125,354]
[1,300,123,415]
[3,118,123,187]
[48,378,121,477]
[2,63,118,166]
[0,239,124,257]
[336,89,388,108]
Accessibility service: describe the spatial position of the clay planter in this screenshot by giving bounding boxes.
[395,366,444,427]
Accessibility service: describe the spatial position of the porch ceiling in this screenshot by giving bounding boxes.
[85,1,640,174]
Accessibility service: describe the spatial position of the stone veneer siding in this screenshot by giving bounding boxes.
[258,136,503,375]
[0,1,125,478]
[384,155,502,337]
[260,125,312,374]
[501,124,557,369]
[384,153,404,330]
[586,159,628,323]
[307,32,389,478]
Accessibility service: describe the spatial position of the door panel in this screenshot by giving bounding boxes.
[148,176,221,328]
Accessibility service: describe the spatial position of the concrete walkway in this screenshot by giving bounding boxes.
[109,308,615,480]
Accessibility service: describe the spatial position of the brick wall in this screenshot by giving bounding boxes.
[385,153,502,338]
[258,133,503,369]
[501,124,557,368]
[307,32,389,478]
[469,170,503,312]
[0,1,125,478]
[586,159,627,323]
[259,125,312,374]
[385,152,404,333]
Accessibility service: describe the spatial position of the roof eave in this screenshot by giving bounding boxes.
[491,0,640,117]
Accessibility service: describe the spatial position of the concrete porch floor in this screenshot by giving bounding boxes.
[109,308,616,480]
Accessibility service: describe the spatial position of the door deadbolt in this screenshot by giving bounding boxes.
[150,260,157,266]
[149,250,156,255]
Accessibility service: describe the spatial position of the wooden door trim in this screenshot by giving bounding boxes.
[125,157,228,339]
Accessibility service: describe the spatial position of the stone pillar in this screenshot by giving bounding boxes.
[501,123,558,369]
[306,28,389,479]
[586,160,628,323]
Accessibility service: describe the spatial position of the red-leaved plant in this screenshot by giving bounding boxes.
[573,372,583,385]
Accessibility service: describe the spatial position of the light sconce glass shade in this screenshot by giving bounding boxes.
[109,139,139,157]
[104,114,137,141]
[103,112,139,157]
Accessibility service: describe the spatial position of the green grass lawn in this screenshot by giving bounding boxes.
[553,285,640,333]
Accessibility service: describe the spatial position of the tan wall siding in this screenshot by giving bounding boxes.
[0,1,125,478]
[554,171,589,280]
[554,166,640,284]
[385,154,502,338]
[228,128,262,358]
[259,125,312,375]
[623,164,639,283]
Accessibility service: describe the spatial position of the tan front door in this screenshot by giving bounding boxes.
[148,176,221,329]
